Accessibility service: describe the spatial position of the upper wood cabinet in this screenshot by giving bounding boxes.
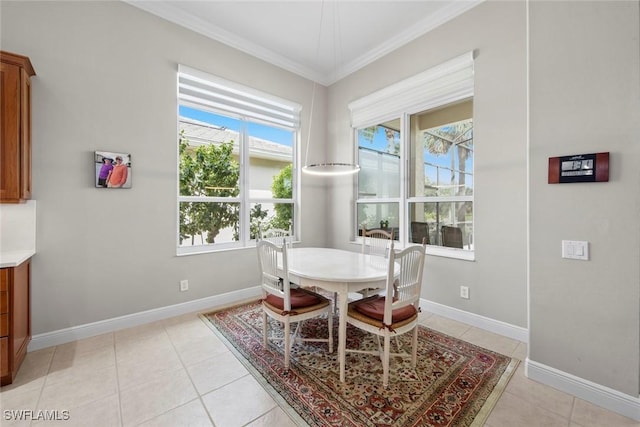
[1,51,35,203]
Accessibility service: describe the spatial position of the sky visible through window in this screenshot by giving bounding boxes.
[358,126,395,153]
[180,106,293,146]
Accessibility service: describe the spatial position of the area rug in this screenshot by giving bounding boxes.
[202,301,518,427]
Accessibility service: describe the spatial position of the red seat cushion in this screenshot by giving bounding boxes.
[264,288,323,310]
[352,296,417,323]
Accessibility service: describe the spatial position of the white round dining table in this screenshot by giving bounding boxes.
[284,247,392,382]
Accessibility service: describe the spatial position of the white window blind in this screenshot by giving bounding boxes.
[178,65,301,129]
[349,51,474,128]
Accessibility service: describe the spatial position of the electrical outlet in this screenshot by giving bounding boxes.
[460,286,469,299]
[180,280,189,292]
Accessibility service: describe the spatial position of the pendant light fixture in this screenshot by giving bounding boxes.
[302,0,360,177]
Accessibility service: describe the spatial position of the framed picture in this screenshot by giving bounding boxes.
[95,151,132,188]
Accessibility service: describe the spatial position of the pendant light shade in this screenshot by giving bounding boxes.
[302,163,360,176]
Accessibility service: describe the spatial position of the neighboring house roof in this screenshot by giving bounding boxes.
[179,117,292,162]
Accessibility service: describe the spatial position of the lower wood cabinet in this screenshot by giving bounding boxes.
[0,259,31,386]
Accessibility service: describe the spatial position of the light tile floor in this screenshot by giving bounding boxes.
[1,305,638,427]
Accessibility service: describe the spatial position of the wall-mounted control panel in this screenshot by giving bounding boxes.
[562,240,589,260]
[548,152,609,184]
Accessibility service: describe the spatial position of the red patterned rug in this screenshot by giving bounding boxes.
[202,301,518,427]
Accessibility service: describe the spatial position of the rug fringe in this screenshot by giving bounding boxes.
[200,298,260,315]
[470,357,520,426]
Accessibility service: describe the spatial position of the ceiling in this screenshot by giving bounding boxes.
[125,1,482,85]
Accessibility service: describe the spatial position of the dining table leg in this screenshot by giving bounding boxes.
[338,283,348,382]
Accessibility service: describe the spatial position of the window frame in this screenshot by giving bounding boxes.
[176,66,300,255]
[350,52,475,261]
[355,121,403,242]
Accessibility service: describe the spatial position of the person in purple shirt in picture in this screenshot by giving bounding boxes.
[98,157,113,187]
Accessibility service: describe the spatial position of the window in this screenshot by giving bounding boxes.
[177,65,300,254]
[408,101,473,251]
[350,52,474,260]
[356,120,401,239]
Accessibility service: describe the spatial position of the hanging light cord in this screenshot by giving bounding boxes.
[302,0,359,176]
[303,81,317,170]
[303,0,324,170]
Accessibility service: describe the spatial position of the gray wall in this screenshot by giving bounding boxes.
[328,1,529,329]
[529,1,640,396]
[0,1,328,334]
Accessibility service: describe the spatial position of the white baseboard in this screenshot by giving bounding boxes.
[30,293,524,351]
[420,299,529,343]
[29,287,262,351]
[526,359,640,422]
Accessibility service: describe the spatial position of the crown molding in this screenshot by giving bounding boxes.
[332,0,484,84]
[123,0,328,84]
[123,0,483,86]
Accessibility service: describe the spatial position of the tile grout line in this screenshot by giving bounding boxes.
[30,344,58,424]
[115,325,180,426]
[162,316,218,427]
[113,331,125,427]
[567,395,577,426]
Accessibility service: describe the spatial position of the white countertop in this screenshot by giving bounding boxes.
[0,250,35,268]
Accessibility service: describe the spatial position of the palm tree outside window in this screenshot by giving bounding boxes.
[408,99,474,249]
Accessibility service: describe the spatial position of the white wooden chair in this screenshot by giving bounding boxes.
[362,227,394,257]
[259,224,295,286]
[358,227,395,297]
[259,225,292,248]
[344,241,426,388]
[256,240,333,370]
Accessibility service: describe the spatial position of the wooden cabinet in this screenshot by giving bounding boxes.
[0,259,31,386]
[1,51,35,203]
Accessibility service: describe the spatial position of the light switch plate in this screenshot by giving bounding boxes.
[562,240,589,260]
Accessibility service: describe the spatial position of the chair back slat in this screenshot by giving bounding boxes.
[385,242,426,323]
[362,227,394,258]
[259,225,292,248]
[256,240,292,310]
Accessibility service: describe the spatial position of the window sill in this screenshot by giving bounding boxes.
[425,245,475,261]
[176,240,299,256]
[349,239,475,261]
[177,243,248,256]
